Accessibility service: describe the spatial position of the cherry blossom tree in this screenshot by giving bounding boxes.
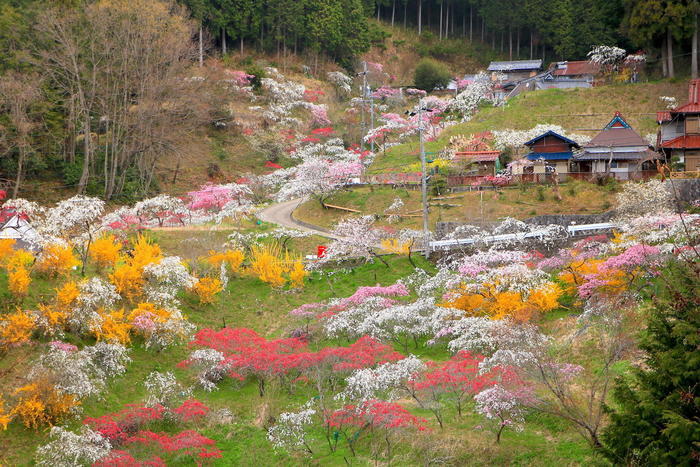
[323,216,389,265]
[133,195,187,227]
[475,384,533,443]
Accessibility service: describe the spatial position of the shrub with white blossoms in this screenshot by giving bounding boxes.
[338,356,426,402]
[615,179,673,220]
[30,342,130,400]
[267,405,317,453]
[143,256,198,306]
[69,278,120,334]
[35,426,112,467]
[133,194,188,227]
[587,45,627,73]
[144,371,192,408]
[474,385,530,442]
[185,348,229,391]
[492,124,590,151]
[449,72,494,121]
[660,96,677,110]
[327,71,353,96]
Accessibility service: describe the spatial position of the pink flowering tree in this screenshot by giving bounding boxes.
[475,384,534,443]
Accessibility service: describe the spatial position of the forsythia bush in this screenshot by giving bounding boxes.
[8,267,31,298]
[5,249,33,271]
[109,264,144,302]
[0,239,16,264]
[289,260,308,289]
[444,283,563,322]
[205,249,245,273]
[94,309,131,345]
[55,281,80,311]
[109,235,162,301]
[0,309,35,347]
[249,243,287,288]
[89,234,122,270]
[0,397,10,430]
[35,304,66,337]
[192,277,223,304]
[35,243,80,277]
[10,381,78,430]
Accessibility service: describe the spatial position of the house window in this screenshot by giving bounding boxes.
[685,116,700,135]
[610,161,620,169]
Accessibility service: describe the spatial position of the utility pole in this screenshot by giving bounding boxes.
[370,95,375,153]
[419,103,430,258]
[360,61,367,150]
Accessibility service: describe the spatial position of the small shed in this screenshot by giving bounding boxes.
[453,150,501,175]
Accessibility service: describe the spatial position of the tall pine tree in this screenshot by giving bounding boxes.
[603,259,700,465]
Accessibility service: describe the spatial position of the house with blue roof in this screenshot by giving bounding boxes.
[511,130,580,175]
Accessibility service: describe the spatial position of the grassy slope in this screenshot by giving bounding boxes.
[294,181,617,231]
[370,81,688,173]
[0,233,603,466]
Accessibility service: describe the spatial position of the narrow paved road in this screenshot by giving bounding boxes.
[257,198,343,240]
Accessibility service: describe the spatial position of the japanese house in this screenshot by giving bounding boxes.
[657,79,700,171]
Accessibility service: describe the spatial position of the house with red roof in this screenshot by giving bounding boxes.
[572,112,658,179]
[551,61,600,84]
[657,79,700,171]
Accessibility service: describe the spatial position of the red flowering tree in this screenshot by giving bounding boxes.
[327,399,427,458]
[407,351,499,428]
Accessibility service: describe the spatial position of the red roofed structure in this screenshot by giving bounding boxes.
[657,79,700,171]
[453,151,500,175]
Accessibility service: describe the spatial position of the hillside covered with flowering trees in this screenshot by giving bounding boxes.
[0,171,698,465]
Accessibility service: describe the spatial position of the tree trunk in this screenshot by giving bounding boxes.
[418,0,422,35]
[481,15,484,42]
[241,36,244,56]
[516,27,520,59]
[78,120,91,194]
[661,34,668,77]
[12,146,26,198]
[439,2,443,40]
[509,25,513,60]
[469,6,473,40]
[404,0,407,29]
[222,28,227,55]
[693,14,698,79]
[391,0,395,27]
[667,27,675,79]
[198,23,203,66]
[500,30,504,52]
[377,3,380,21]
[530,30,533,59]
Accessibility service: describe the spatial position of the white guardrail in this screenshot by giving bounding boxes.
[428,222,616,251]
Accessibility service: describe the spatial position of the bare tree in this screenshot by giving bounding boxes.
[35,0,211,199]
[0,72,43,198]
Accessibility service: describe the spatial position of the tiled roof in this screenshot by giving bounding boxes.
[552,61,600,76]
[656,111,672,123]
[660,135,700,149]
[487,60,542,71]
[454,151,500,162]
[585,128,647,147]
[523,130,580,148]
[671,102,700,114]
[525,152,574,161]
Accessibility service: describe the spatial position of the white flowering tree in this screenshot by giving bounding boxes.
[267,406,317,454]
[475,385,532,443]
[587,45,627,75]
[35,426,112,467]
[133,194,188,227]
[43,195,105,274]
[323,216,389,266]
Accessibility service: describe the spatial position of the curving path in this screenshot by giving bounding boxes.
[257,198,343,240]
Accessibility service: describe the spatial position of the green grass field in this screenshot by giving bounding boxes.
[293,181,618,232]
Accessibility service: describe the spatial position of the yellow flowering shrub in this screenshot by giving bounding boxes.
[55,281,80,311]
[8,267,31,298]
[5,249,33,272]
[35,243,80,277]
[94,309,131,344]
[130,235,163,270]
[0,397,11,430]
[0,309,35,347]
[0,239,16,264]
[109,264,144,302]
[249,243,286,288]
[35,304,66,337]
[289,260,309,289]
[192,277,223,304]
[89,234,122,270]
[10,381,78,430]
[205,249,245,273]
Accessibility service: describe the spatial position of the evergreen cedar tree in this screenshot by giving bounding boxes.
[602,261,700,465]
